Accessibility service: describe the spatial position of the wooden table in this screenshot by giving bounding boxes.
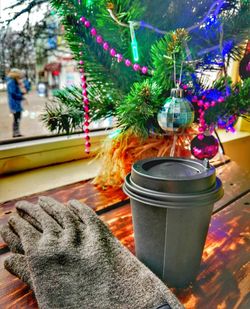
[0,159,249,309]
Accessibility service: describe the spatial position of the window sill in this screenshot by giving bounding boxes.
[0,130,111,175]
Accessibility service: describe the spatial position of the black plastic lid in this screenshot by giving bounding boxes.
[124,174,223,208]
[131,157,216,194]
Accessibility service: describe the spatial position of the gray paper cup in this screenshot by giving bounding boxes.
[123,157,223,288]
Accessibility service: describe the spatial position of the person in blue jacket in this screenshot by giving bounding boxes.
[6,69,26,137]
[23,75,31,93]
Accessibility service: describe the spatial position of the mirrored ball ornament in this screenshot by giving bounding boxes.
[157,89,194,133]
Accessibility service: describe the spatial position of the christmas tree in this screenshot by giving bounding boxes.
[42,0,250,187]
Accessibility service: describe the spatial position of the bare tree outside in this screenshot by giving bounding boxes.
[0,0,81,141]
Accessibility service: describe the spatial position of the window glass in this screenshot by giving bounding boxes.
[0,2,112,144]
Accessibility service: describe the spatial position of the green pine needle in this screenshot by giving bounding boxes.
[117,79,163,137]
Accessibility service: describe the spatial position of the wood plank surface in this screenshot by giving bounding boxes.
[0,155,231,221]
[0,179,127,215]
[0,158,249,308]
[0,193,249,309]
[0,252,38,309]
[102,194,250,308]
[0,182,127,250]
[214,161,250,211]
[1,160,249,250]
[176,192,250,309]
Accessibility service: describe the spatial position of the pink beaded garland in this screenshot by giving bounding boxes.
[133,63,140,71]
[200,119,205,125]
[125,59,131,67]
[195,93,226,133]
[192,96,198,103]
[198,126,204,132]
[78,55,91,152]
[103,42,109,50]
[218,96,225,103]
[204,102,210,109]
[79,15,148,74]
[77,14,153,153]
[110,48,116,57]
[141,66,148,74]
[84,20,91,28]
[90,28,97,36]
[116,54,123,62]
[96,35,103,44]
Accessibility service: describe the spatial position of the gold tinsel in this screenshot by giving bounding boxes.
[93,126,197,189]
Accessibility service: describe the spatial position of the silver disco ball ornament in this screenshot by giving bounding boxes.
[157,88,194,133]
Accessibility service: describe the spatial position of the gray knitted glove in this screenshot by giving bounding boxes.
[0,224,33,287]
[0,199,45,289]
[3,197,183,309]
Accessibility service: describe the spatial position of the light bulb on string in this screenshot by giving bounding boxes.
[86,0,93,8]
[79,14,148,74]
[129,21,139,62]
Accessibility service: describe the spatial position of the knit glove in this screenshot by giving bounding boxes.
[1,197,183,309]
[0,199,45,289]
[1,223,33,287]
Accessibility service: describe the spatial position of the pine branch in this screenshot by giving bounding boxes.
[41,99,83,134]
[203,77,250,125]
[117,79,163,137]
[41,83,121,132]
[46,0,250,136]
[151,29,194,95]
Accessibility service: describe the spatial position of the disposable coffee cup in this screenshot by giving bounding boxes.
[123,157,223,288]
